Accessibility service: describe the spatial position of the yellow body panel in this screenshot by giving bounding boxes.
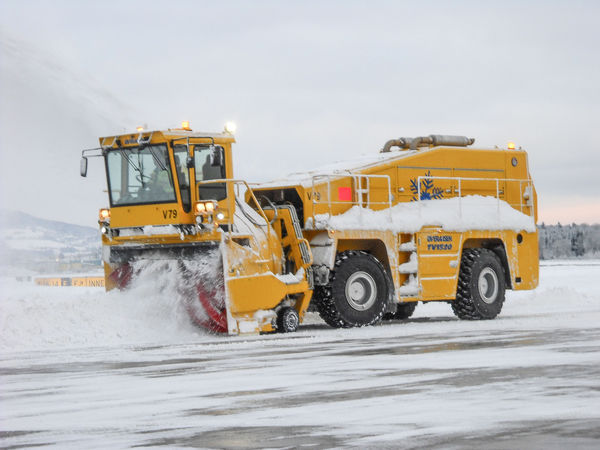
[318,227,539,303]
[227,274,311,314]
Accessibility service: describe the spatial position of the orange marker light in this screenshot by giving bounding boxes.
[508,142,516,150]
[181,121,191,131]
[99,208,110,221]
[136,126,144,132]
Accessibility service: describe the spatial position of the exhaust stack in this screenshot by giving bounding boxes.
[381,135,475,152]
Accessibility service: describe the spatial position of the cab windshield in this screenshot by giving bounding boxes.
[106,145,177,206]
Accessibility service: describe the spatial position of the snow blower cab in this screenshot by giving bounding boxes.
[81,123,313,334]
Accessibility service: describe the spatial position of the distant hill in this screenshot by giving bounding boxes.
[0,210,101,275]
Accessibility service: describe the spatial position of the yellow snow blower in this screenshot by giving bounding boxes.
[81,124,538,334]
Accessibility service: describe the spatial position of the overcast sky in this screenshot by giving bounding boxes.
[1,0,599,226]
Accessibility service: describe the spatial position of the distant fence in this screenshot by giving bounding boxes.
[34,276,105,287]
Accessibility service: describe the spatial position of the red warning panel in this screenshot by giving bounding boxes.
[338,186,352,201]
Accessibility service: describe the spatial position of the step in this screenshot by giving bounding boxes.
[398,241,416,252]
[398,252,418,274]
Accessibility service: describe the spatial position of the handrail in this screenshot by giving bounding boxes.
[310,173,393,225]
[308,173,534,229]
[195,178,273,227]
[416,175,534,218]
[196,178,276,267]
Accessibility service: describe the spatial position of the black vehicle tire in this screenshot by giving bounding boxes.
[315,251,388,328]
[312,286,340,328]
[451,248,506,320]
[277,307,299,333]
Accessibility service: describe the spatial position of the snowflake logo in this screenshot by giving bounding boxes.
[410,170,444,201]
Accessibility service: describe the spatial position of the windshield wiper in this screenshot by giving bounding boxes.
[147,146,167,171]
[121,149,142,174]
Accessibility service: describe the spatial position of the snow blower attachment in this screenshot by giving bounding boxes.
[83,124,539,335]
[84,125,313,334]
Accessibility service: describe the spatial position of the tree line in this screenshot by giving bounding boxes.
[538,223,600,259]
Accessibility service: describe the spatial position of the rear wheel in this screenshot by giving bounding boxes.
[316,251,388,328]
[451,248,505,320]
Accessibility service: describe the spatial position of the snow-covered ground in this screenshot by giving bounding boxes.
[1,261,600,448]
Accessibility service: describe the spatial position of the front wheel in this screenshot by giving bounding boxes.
[316,251,388,328]
[451,248,505,320]
[277,307,299,333]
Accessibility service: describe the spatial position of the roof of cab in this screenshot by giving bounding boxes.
[98,128,236,146]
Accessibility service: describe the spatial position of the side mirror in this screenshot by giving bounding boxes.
[80,157,88,177]
[210,147,223,167]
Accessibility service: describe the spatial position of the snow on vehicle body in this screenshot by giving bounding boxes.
[81,127,538,334]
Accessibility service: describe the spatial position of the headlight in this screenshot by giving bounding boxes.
[216,212,225,221]
[195,201,216,214]
[99,208,110,222]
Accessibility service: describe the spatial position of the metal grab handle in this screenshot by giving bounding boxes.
[298,238,313,266]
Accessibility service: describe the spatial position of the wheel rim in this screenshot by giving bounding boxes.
[345,271,377,311]
[478,267,499,304]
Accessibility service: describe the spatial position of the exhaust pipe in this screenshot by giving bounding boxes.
[381,138,409,153]
[381,135,475,152]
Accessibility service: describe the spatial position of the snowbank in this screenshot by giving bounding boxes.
[0,261,212,352]
[2,260,598,354]
[309,195,536,233]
